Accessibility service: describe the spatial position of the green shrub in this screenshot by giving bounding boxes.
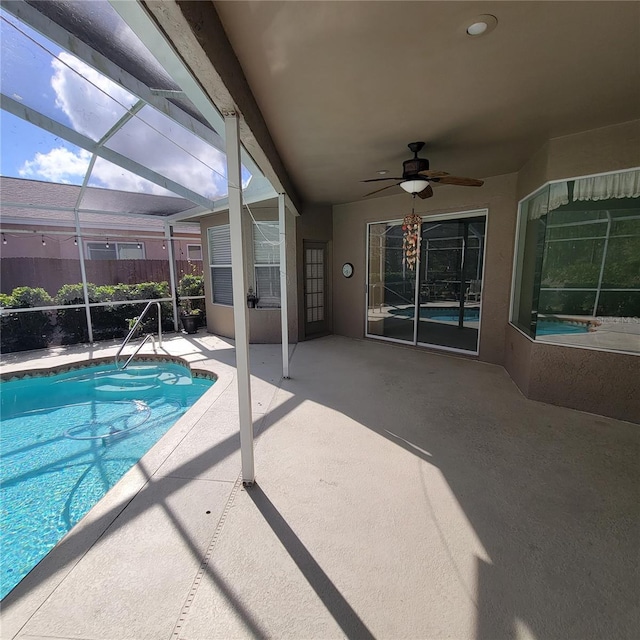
[178,273,206,321]
[0,287,55,353]
[54,281,174,344]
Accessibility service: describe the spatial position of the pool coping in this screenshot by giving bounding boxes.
[0,354,218,384]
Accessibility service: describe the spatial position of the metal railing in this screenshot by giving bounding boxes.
[115,301,162,370]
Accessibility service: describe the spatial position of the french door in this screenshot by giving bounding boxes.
[304,241,328,338]
[366,211,487,354]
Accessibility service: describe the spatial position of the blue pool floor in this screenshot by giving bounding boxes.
[0,363,212,599]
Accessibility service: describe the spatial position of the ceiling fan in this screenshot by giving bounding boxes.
[362,142,484,199]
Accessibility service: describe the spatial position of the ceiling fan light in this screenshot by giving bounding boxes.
[467,22,488,36]
[400,179,430,194]
[464,14,498,37]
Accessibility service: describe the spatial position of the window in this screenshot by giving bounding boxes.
[207,225,232,305]
[253,221,280,308]
[86,241,144,260]
[187,244,202,261]
[511,169,640,354]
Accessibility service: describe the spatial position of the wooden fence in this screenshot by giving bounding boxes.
[1,258,203,298]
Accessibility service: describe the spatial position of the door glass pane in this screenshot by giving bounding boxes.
[417,217,485,352]
[367,222,416,342]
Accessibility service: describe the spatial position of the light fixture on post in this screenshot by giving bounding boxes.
[400,179,430,194]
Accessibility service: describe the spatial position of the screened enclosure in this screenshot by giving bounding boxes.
[0,1,275,353]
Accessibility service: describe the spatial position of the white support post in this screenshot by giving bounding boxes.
[278,193,290,379]
[74,208,93,344]
[225,113,255,485]
[165,222,179,333]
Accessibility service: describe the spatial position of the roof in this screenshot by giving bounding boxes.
[0,176,202,230]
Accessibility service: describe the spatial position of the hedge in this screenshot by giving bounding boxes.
[0,280,194,353]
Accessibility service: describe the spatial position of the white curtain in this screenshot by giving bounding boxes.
[528,182,569,220]
[573,169,640,202]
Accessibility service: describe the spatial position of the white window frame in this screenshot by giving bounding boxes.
[85,240,145,260]
[253,221,281,309]
[187,243,203,261]
[207,225,233,306]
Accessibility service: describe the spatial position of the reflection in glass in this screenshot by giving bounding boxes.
[512,171,640,353]
[367,222,416,342]
[417,217,485,351]
[367,216,486,351]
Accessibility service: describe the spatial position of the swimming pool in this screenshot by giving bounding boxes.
[389,307,480,322]
[535,320,589,336]
[0,359,215,599]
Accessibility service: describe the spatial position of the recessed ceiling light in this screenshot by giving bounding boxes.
[377,170,389,175]
[467,22,487,36]
[465,14,497,37]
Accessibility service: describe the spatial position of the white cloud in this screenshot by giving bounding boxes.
[19,147,91,183]
[89,157,174,196]
[20,50,249,201]
[51,52,137,140]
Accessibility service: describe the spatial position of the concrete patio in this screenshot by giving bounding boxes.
[1,334,638,640]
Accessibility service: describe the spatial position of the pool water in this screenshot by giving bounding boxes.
[0,362,213,599]
[390,307,480,322]
[535,320,589,336]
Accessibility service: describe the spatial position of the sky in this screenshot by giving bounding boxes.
[0,8,248,202]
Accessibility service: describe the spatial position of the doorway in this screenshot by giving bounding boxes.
[366,211,487,354]
[303,241,328,338]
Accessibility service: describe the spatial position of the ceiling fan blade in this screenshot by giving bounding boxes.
[417,184,434,199]
[364,183,401,197]
[433,175,484,187]
[418,170,450,178]
[362,177,404,183]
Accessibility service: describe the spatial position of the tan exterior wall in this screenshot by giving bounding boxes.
[505,120,640,423]
[199,207,298,344]
[332,173,518,364]
[296,204,333,341]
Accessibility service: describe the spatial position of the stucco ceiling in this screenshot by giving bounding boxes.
[214,1,640,205]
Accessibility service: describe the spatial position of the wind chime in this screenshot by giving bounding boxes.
[402,195,422,270]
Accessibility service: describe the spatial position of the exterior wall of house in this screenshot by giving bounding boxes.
[330,120,639,422]
[0,223,201,296]
[506,119,640,423]
[332,173,518,365]
[199,207,298,343]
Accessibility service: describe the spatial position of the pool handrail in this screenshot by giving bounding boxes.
[115,301,162,369]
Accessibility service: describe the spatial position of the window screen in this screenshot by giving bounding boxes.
[208,225,232,305]
[187,244,203,261]
[253,222,280,307]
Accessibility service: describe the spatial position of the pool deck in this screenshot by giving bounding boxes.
[1,332,639,639]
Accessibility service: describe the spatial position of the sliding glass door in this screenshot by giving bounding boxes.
[366,212,487,353]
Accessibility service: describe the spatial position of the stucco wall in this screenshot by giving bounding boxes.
[199,207,298,343]
[332,173,518,365]
[296,204,333,341]
[506,120,640,423]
